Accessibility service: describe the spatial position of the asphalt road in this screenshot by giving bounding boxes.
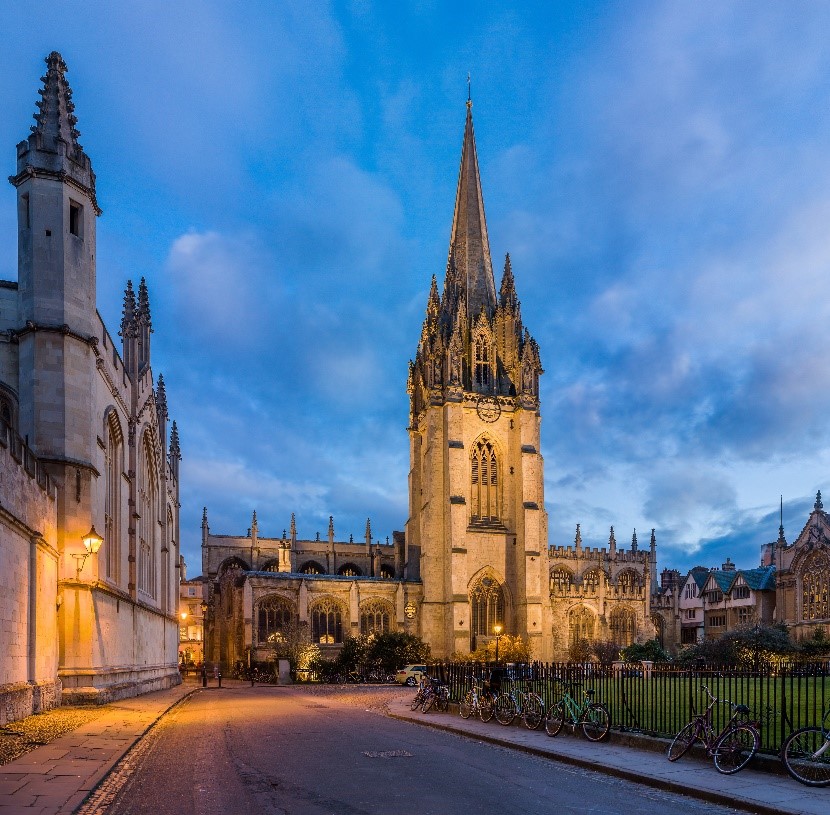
[107,685,740,815]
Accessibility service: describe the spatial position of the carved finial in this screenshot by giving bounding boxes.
[631,529,638,552]
[282,529,287,540]
[574,524,582,549]
[365,518,372,544]
[169,420,181,461]
[137,277,153,331]
[32,52,82,150]
[499,253,518,312]
[201,506,208,526]
[650,529,656,551]
[290,513,296,538]
[251,510,258,530]
[609,526,616,553]
[778,495,786,545]
[467,71,472,107]
[156,374,168,422]
[816,490,824,511]
[120,280,136,338]
[349,533,354,543]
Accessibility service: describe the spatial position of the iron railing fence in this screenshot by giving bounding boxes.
[426,660,830,754]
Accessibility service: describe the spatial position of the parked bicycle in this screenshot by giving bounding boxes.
[459,681,495,722]
[667,684,759,774]
[420,677,450,713]
[545,681,610,741]
[493,679,545,729]
[780,706,830,786]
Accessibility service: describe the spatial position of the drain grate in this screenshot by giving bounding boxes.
[362,750,413,758]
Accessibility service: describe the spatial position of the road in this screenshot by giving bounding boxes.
[106,685,740,815]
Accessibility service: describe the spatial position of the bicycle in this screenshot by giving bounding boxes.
[410,678,429,711]
[493,679,545,729]
[420,678,450,713]
[780,706,830,786]
[545,682,610,741]
[459,681,495,722]
[667,685,759,774]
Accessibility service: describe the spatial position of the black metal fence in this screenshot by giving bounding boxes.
[426,661,830,754]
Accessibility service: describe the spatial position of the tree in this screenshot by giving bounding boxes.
[800,627,830,658]
[677,623,797,669]
[366,632,430,673]
[591,640,620,666]
[620,638,671,663]
[269,620,320,680]
[567,638,593,663]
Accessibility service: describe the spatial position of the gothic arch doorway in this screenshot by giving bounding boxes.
[469,575,505,651]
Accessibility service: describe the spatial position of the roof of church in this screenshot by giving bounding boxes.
[446,99,497,320]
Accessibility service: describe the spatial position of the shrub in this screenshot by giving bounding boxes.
[620,638,671,663]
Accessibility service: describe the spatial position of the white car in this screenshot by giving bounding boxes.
[395,664,427,686]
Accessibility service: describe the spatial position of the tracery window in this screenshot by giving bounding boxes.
[470,576,504,638]
[569,606,595,644]
[379,565,395,579]
[137,433,158,598]
[257,595,295,644]
[360,599,392,636]
[338,564,362,577]
[0,396,12,429]
[471,438,499,522]
[610,607,636,646]
[582,569,600,595]
[802,553,830,621]
[104,412,122,582]
[311,598,344,644]
[299,561,325,575]
[618,570,639,594]
[550,568,573,594]
[473,334,491,389]
[651,613,665,649]
[261,560,280,573]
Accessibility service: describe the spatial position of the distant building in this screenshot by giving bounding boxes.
[178,558,206,667]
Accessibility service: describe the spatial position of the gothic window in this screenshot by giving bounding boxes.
[257,595,295,644]
[470,576,504,638]
[569,606,595,644]
[0,396,12,429]
[473,332,491,390]
[550,568,573,594]
[583,569,600,595]
[338,564,362,577]
[379,565,395,579]
[360,599,392,636]
[651,613,665,649]
[299,561,325,575]
[311,598,344,644]
[618,570,640,595]
[471,438,499,522]
[610,607,637,647]
[802,552,830,621]
[137,432,158,598]
[104,412,122,583]
[260,560,280,573]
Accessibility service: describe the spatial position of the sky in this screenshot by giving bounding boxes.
[2,2,830,577]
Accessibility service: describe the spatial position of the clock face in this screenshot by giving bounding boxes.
[476,396,501,423]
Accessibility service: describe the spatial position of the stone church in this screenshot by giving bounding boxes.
[0,53,181,717]
[204,97,657,666]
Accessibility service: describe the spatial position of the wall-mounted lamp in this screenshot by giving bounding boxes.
[71,525,103,579]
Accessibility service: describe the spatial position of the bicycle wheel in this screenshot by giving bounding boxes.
[494,694,516,726]
[479,694,495,723]
[523,694,544,730]
[436,688,450,712]
[410,691,424,711]
[712,723,758,775]
[459,690,474,719]
[781,727,830,786]
[545,701,566,737]
[422,692,436,713]
[667,721,699,761]
[581,703,610,742]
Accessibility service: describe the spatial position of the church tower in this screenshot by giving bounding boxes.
[405,98,550,659]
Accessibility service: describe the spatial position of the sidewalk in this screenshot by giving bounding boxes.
[387,696,829,815]
[0,680,201,814]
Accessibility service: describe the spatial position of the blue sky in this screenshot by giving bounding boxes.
[3,2,830,577]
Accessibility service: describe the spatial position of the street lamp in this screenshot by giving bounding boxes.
[71,526,103,579]
[493,623,503,663]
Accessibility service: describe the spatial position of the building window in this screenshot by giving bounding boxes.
[651,613,665,649]
[708,590,723,604]
[69,201,83,238]
[470,576,504,641]
[19,193,29,229]
[708,614,727,628]
[104,413,122,583]
[360,599,392,636]
[733,585,750,600]
[685,609,696,620]
[550,568,573,594]
[684,583,697,599]
[471,438,499,522]
[737,607,754,626]
[257,596,295,645]
[582,569,600,595]
[338,564,362,577]
[802,553,830,621]
[379,565,395,579]
[299,561,325,575]
[681,627,698,645]
[311,598,344,644]
[473,335,491,389]
[610,608,636,646]
[569,606,595,644]
[618,570,639,594]
[0,397,13,429]
[137,433,158,598]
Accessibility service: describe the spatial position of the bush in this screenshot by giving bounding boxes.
[567,638,593,663]
[677,623,798,669]
[591,640,620,666]
[620,638,671,663]
[800,627,830,658]
[366,632,430,673]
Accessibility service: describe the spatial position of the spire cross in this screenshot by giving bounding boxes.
[467,72,472,108]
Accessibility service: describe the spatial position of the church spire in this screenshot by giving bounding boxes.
[446,95,496,321]
[32,52,83,154]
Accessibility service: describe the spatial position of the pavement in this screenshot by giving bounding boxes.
[0,679,827,815]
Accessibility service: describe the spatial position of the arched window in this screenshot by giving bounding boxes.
[610,607,637,646]
[473,334,491,389]
[311,598,344,644]
[651,613,666,649]
[583,569,600,595]
[257,595,295,644]
[470,576,504,639]
[379,565,395,579]
[360,599,392,636]
[299,561,325,575]
[338,563,362,577]
[618,570,640,595]
[569,606,595,644]
[550,568,573,594]
[0,396,12,429]
[104,412,122,583]
[137,432,158,598]
[471,438,499,522]
[802,551,830,621]
[260,560,280,573]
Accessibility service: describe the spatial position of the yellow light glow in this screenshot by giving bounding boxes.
[180,612,188,620]
[493,623,503,636]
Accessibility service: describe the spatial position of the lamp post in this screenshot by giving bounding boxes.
[493,623,503,663]
[71,526,103,579]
